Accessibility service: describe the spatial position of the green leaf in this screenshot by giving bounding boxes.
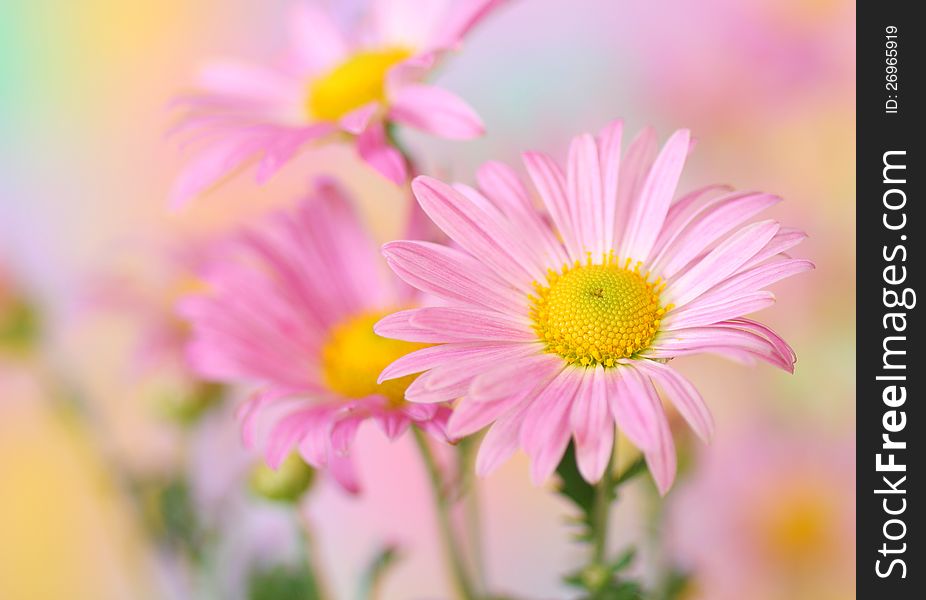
[247,563,321,600]
[555,442,597,540]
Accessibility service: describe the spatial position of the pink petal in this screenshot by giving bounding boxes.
[412,176,543,285]
[468,351,563,403]
[567,133,604,255]
[169,131,268,209]
[520,367,583,485]
[597,119,624,252]
[326,451,362,495]
[287,3,349,73]
[649,184,735,261]
[475,400,531,476]
[339,102,380,135]
[378,341,527,382]
[643,412,677,496]
[523,151,581,261]
[404,342,541,403]
[382,240,526,313]
[740,227,809,271]
[357,122,408,184]
[620,129,691,261]
[613,126,658,252]
[666,220,780,307]
[654,192,781,278]
[682,258,813,306]
[569,366,614,483]
[607,366,663,452]
[390,84,484,139]
[410,306,533,342]
[476,161,567,266]
[196,60,295,102]
[662,291,776,330]
[428,0,510,49]
[633,360,714,442]
[255,124,333,183]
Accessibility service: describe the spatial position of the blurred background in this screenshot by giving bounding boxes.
[1,0,854,598]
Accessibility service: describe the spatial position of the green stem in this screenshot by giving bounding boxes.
[591,453,616,566]
[294,509,329,600]
[457,436,486,590]
[412,427,478,600]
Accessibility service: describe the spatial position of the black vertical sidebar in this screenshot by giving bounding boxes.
[857,2,922,597]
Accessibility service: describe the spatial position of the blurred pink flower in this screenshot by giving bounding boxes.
[619,0,854,125]
[179,180,450,493]
[376,120,812,493]
[666,424,855,600]
[169,0,506,207]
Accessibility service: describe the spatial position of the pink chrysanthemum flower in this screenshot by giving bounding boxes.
[169,0,505,207]
[376,120,813,493]
[179,180,449,492]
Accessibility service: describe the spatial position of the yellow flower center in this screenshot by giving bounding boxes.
[307,48,412,121]
[321,311,425,406]
[529,254,669,367]
[758,487,835,565]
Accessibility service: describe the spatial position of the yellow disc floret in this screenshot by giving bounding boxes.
[529,254,669,367]
[307,48,412,121]
[321,310,425,406]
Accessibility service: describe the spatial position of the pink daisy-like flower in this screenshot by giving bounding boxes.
[376,120,813,493]
[169,0,505,207]
[178,180,449,492]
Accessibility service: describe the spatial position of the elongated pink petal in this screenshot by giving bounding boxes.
[567,133,604,255]
[607,366,662,452]
[643,411,677,496]
[475,400,531,476]
[613,126,658,247]
[357,122,407,184]
[620,129,691,261]
[523,151,581,260]
[412,176,543,285]
[428,0,510,49]
[378,341,528,382]
[654,192,781,278]
[633,361,714,442]
[390,84,484,139]
[169,132,267,209]
[409,306,533,342]
[666,220,779,307]
[597,119,624,251]
[476,161,567,266]
[686,258,814,307]
[468,351,562,403]
[374,309,453,343]
[569,366,613,483]
[326,451,361,494]
[256,125,333,183]
[740,228,809,271]
[287,3,349,73]
[521,367,582,484]
[196,60,295,101]
[649,185,734,261]
[448,393,525,439]
[405,343,541,403]
[340,102,379,135]
[382,240,526,313]
[662,291,776,330]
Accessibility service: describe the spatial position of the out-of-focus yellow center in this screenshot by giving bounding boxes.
[321,311,425,406]
[530,254,668,367]
[307,48,412,121]
[759,489,834,564]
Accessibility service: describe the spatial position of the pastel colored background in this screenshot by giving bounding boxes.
[1,1,854,599]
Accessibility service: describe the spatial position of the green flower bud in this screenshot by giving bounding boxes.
[249,453,315,503]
